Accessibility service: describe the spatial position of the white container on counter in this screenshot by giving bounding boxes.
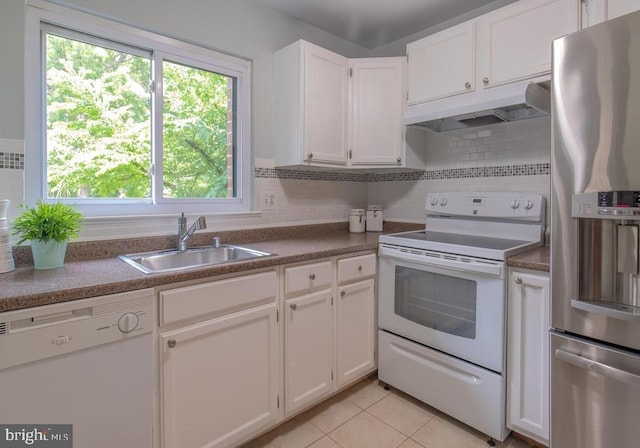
[366,205,383,232]
[349,209,365,233]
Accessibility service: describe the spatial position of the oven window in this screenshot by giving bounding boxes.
[394,266,477,339]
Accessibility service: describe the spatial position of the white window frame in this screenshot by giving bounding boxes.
[25,1,252,218]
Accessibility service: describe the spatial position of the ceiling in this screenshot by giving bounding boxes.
[257,0,514,49]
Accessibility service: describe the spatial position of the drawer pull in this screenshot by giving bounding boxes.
[341,290,346,297]
[290,303,298,310]
[358,265,362,271]
[167,339,177,349]
[309,273,316,280]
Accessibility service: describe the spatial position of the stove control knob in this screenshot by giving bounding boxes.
[510,199,520,210]
[439,197,448,206]
[430,196,439,206]
[524,200,534,210]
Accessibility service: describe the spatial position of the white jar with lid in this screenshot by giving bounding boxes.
[366,205,383,232]
[349,209,365,233]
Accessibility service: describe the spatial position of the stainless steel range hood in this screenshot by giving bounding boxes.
[403,80,550,132]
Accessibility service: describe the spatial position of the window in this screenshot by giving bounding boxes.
[26,5,250,217]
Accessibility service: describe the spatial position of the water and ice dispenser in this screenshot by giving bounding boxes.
[572,192,640,318]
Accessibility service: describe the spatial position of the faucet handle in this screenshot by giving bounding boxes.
[212,236,221,248]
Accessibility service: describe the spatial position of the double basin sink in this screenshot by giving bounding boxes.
[119,244,274,274]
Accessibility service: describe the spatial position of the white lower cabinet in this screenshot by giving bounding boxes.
[284,289,334,414]
[158,271,280,448]
[157,253,377,447]
[507,268,550,446]
[283,253,377,416]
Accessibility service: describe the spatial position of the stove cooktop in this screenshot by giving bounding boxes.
[379,230,541,261]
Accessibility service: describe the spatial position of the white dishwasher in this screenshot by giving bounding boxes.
[0,288,154,448]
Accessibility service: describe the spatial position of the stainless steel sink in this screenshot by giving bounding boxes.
[119,245,274,274]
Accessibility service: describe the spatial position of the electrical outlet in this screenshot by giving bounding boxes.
[261,191,277,211]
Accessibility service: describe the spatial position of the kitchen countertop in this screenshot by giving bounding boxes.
[0,224,550,313]
[506,246,549,272]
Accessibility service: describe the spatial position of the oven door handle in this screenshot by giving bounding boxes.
[379,245,503,277]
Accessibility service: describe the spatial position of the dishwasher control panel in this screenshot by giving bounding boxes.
[0,289,153,370]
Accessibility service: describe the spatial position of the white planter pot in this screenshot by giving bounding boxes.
[31,240,67,269]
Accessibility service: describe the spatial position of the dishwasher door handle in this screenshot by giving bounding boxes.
[555,348,640,387]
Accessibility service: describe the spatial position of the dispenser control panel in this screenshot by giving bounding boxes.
[574,192,640,219]
[598,191,640,208]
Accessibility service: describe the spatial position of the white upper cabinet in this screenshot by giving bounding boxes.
[274,40,348,167]
[581,0,640,27]
[406,21,475,105]
[476,0,579,88]
[348,58,405,166]
[405,0,578,108]
[274,41,423,169]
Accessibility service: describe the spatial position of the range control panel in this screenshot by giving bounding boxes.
[426,192,545,221]
[574,192,640,219]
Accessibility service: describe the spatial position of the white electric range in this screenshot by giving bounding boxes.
[377,191,545,442]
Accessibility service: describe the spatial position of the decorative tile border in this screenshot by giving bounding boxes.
[256,163,550,182]
[0,152,24,169]
[2,157,549,179]
[255,167,368,182]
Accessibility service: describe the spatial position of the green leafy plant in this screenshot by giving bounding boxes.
[12,201,83,245]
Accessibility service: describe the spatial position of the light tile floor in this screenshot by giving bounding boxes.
[241,376,531,448]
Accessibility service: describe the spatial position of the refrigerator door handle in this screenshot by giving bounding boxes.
[570,299,640,322]
[555,348,640,387]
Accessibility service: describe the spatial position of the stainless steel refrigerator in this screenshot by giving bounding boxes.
[551,10,640,448]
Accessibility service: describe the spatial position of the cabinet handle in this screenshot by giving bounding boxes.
[483,77,490,85]
[307,153,314,159]
[357,265,362,271]
[465,82,471,89]
[309,273,316,280]
[290,303,297,310]
[396,157,401,163]
[167,339,177,349]
[341,290,346,297]
[514,277,523,285]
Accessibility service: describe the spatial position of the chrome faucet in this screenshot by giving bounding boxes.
[177,213,207,251]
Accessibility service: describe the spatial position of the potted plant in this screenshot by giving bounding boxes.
[12,201,83,269]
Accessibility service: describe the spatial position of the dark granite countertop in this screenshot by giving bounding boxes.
[506,246,549,272]
[0,222,550,313]
[0,232,384,312]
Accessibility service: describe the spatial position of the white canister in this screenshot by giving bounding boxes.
[349,209,365,233]
[366,205,383,232]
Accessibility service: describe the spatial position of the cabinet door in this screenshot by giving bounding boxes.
[336,278,376,388]
[284,289,333,415]
[348,58,404,166]
[507,270,550,445]
[582,0,640,26]
[303,43,348,165]
[406,20,475,105]
[605,0,640,18]
[477,0,578,88]
[160,303,279,448]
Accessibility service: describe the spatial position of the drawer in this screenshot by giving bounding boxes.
[160,270,277,326]
[284,260,332,296]
[337,253,376,284]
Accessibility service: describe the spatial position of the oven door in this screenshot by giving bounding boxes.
[378,244,506,372]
